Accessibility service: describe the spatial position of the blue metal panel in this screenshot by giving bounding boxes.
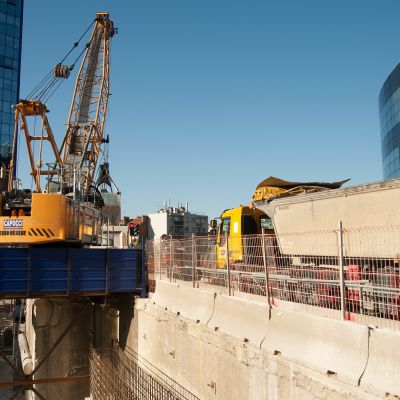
[70,249,106,293]
[0,248,28,293]
[30,248,68,293]
[0,247,143,297]
[107,249,141,292]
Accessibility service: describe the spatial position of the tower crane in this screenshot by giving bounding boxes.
[0,12,116,245]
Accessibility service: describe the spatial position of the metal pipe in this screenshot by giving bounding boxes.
[112,222,115,248]
[192,233,196,288]
[18,332,33,375]
[141,236,147,298]
[261,229,272,312]
[338,221,346,320]
[169,236,173,283]
[159,239,162,280]
[107,218,110,248]
[226,233,231,296]
[0,375,90,388]
[171,237,175,283]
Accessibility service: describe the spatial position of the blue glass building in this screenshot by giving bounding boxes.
[379,63,400,179]
[0,0,23,187]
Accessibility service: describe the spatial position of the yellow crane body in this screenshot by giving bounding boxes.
[0,193,99,245]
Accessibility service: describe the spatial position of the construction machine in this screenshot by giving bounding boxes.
[214,177,348,268]
[0,12,116,245]
[215,206,272,268]
[215,176,400,318]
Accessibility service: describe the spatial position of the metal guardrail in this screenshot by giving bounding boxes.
[146,226,400,331]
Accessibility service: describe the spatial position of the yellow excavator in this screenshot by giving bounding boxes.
[0,12,116,245]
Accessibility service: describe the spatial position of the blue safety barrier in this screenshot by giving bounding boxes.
[0,247,142,297]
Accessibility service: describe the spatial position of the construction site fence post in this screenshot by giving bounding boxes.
[170,236,173,283]
[192,233,196,288]
[159,239,162,280]
[338,221,346,320]
[141,236,147,298]
[261,229,271,310]
[226,233,231,296]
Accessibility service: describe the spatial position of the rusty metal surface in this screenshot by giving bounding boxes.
[0,375,89,388]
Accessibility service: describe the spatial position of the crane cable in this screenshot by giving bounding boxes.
[30,115,37,192]
[101,36,111,165]
[41,37,95,104]
[25,19,96,101]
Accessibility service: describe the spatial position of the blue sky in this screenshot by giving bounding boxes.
[18,1,400,219]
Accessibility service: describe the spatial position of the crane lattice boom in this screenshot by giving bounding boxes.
[61,12,115,195]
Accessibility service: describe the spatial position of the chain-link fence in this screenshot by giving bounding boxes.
[146,225,400,331]
[89,342,199,400]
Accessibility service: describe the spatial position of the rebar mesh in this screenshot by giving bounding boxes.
[0,300,18,400]
[89,342,199,400]
[0,300,13,349]
[146,227,400,331]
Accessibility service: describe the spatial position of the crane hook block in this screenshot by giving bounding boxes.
[54,64,71,79]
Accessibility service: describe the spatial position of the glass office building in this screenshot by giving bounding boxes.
[0,0,23,187]
[379,63,400,179]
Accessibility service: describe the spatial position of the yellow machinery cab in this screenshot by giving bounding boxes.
[216,206,273,268]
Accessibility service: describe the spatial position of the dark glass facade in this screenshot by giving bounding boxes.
[379,63,400,179]
[0,0,23,181]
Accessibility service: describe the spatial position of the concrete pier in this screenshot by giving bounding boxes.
[24,298,119,399]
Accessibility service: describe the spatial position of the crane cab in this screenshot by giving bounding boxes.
[215,206,273,268]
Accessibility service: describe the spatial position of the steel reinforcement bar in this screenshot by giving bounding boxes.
[89,344,199,400]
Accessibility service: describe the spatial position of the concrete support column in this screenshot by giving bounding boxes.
[23,298,119,400]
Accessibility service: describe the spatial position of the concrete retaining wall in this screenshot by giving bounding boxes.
[151,280,215,324]
[262,308,369,386]
[361,328,400,396]
[151,280,180,311]
[148,280,400,399]
[207,294,269,346]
